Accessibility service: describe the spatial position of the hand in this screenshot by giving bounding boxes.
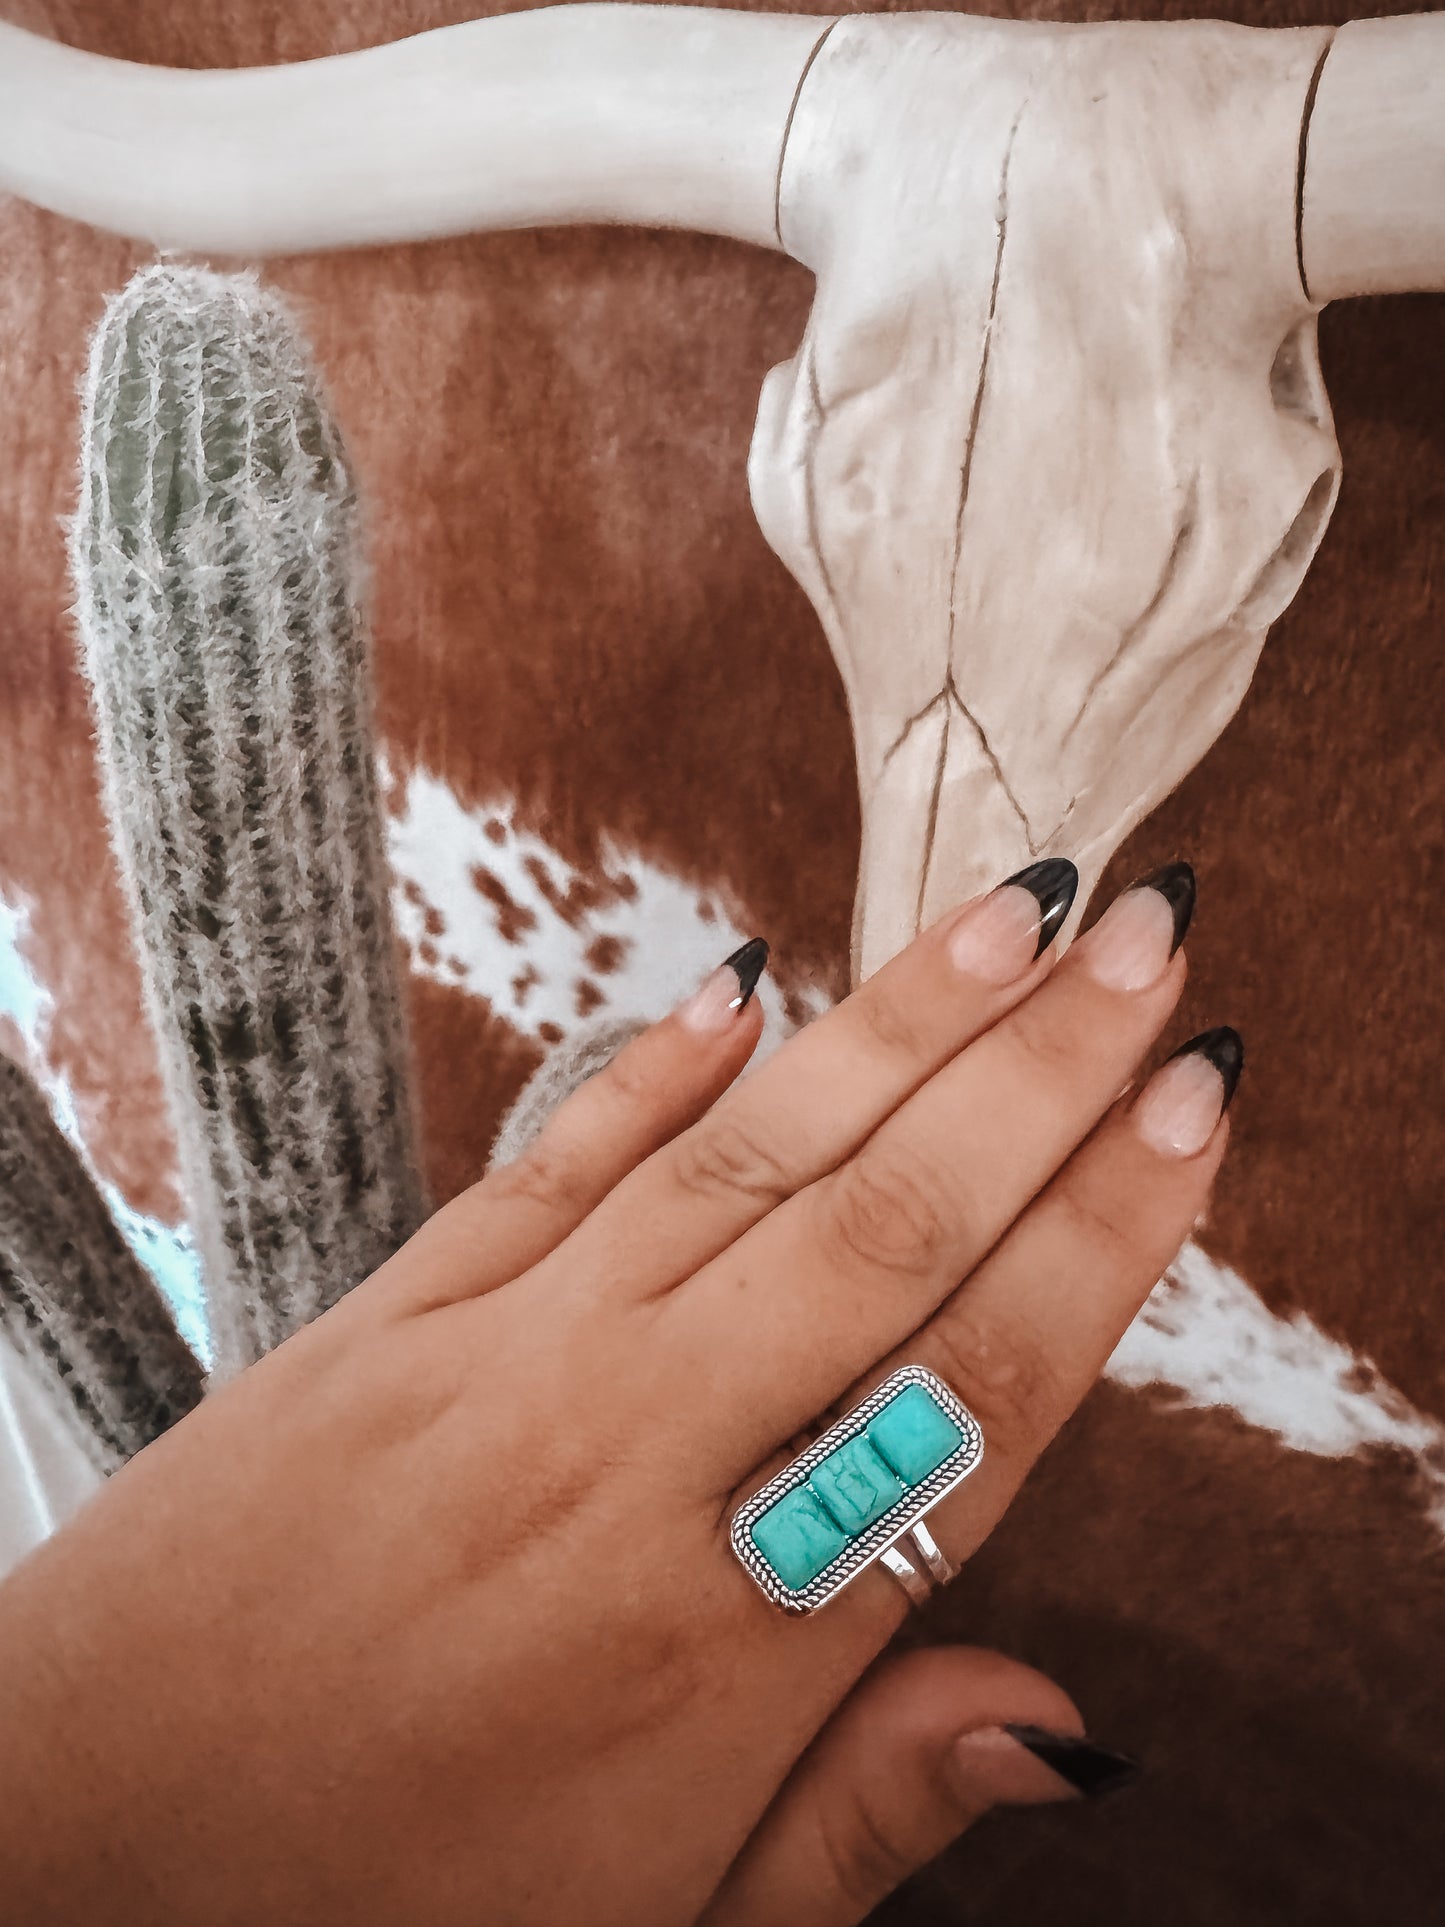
[0,859,1235,1927]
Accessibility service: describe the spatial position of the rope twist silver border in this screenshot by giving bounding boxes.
[730,1365,983,1614]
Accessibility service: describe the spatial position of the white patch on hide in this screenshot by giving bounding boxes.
[383,761,829,1059]
[0,887,208,1362]
[1110,1240,1445,1527]
[0,895,49,1048]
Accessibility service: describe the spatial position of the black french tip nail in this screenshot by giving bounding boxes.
[1004,1725,1144,1800]
[723,937,769,1011]
[1168,1025,1245,1109]
[1135,859,1196,956]
[1001,857,1079,958]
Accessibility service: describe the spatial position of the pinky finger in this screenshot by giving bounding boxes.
[380,940,770,1309]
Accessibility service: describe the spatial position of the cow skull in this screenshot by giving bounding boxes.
[5,8,1438,986]
[750,14,1341,978]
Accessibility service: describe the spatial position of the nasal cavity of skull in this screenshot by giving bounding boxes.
[1268,324,1327,430]
[1234,470,1338,630]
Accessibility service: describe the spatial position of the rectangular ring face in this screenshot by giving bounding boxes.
[730,1367,984,1614]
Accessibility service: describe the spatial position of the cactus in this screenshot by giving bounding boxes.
[0,1053,203,1469]
[70,265,428,1380]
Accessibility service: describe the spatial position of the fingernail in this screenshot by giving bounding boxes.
[1134,1025,1244,1157]
[1006,858,1080,959]
[677,938,769,1033]
[948,1726,1076,1808]
[947,857,1078,981]
[1003,1724,1143,1800]
[1078,860,1196,993]
[1142,860,1197,953]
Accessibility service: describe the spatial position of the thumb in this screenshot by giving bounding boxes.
[699,1645,1139,1927]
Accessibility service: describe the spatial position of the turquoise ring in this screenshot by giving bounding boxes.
[730,1366,984,1614]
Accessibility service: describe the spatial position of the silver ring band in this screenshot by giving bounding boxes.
[903,1517,958,1587]
[878,1542,934,1607]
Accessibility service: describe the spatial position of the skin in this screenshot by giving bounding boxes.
[0,875,1228,1926]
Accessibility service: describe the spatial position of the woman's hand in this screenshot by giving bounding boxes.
[0,858,1236,1927]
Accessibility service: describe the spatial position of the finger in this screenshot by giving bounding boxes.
[700,1647,1132,1927]
[897,1027,1239,1551]
[373,941,769,1312]
[530,860,1079,1301]
[821,1027,1240,1636]
[674,869,1195,1471]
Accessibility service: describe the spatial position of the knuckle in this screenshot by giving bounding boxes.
[927,1311,1066,1457]
[854,985,931,1064]
[819,1153,954,1281]
[1002,998,1082,1084]
[593,1043,654,1110]
[667,1114,794,1211]
[487,1140,584,1219]
[818,1785,918,1916]
[1050,1178,1141,1274]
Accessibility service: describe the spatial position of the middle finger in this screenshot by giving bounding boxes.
[663,870,1192,1481]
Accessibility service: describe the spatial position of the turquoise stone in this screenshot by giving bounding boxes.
[751,1486,850,1590]
[868,1384,964,1485]
[810,1436,905,1534]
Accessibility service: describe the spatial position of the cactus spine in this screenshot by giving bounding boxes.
[0,1053,203,1469]
[70,265,427,1379]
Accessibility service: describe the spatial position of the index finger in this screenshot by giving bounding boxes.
[536,860,1079,1300]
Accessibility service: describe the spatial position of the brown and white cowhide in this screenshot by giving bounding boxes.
[1,2,1442,1920]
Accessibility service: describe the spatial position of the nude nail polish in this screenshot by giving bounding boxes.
[677,938,769,1033]
[1079,860,1196,993]
[1134,1025,1244,1156]
[947,858,1078,982]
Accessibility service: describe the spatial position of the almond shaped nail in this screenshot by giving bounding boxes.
[1135,1025,1244,1156]
[1000,857,1079,959]
[1169,1025,1244,1104]
[677,937,769,1032]
[1134,859,1196,956]
[945,885,1049,983]
[723,937,770,1012]
[1004,1724,1143,1800]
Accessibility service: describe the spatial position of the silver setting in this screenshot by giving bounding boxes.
[903,1517,958,1588]
[879,1543,933,1607]
[730,1365,984,1615]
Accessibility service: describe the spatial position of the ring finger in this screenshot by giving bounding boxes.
[730,1025,1241,1646]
